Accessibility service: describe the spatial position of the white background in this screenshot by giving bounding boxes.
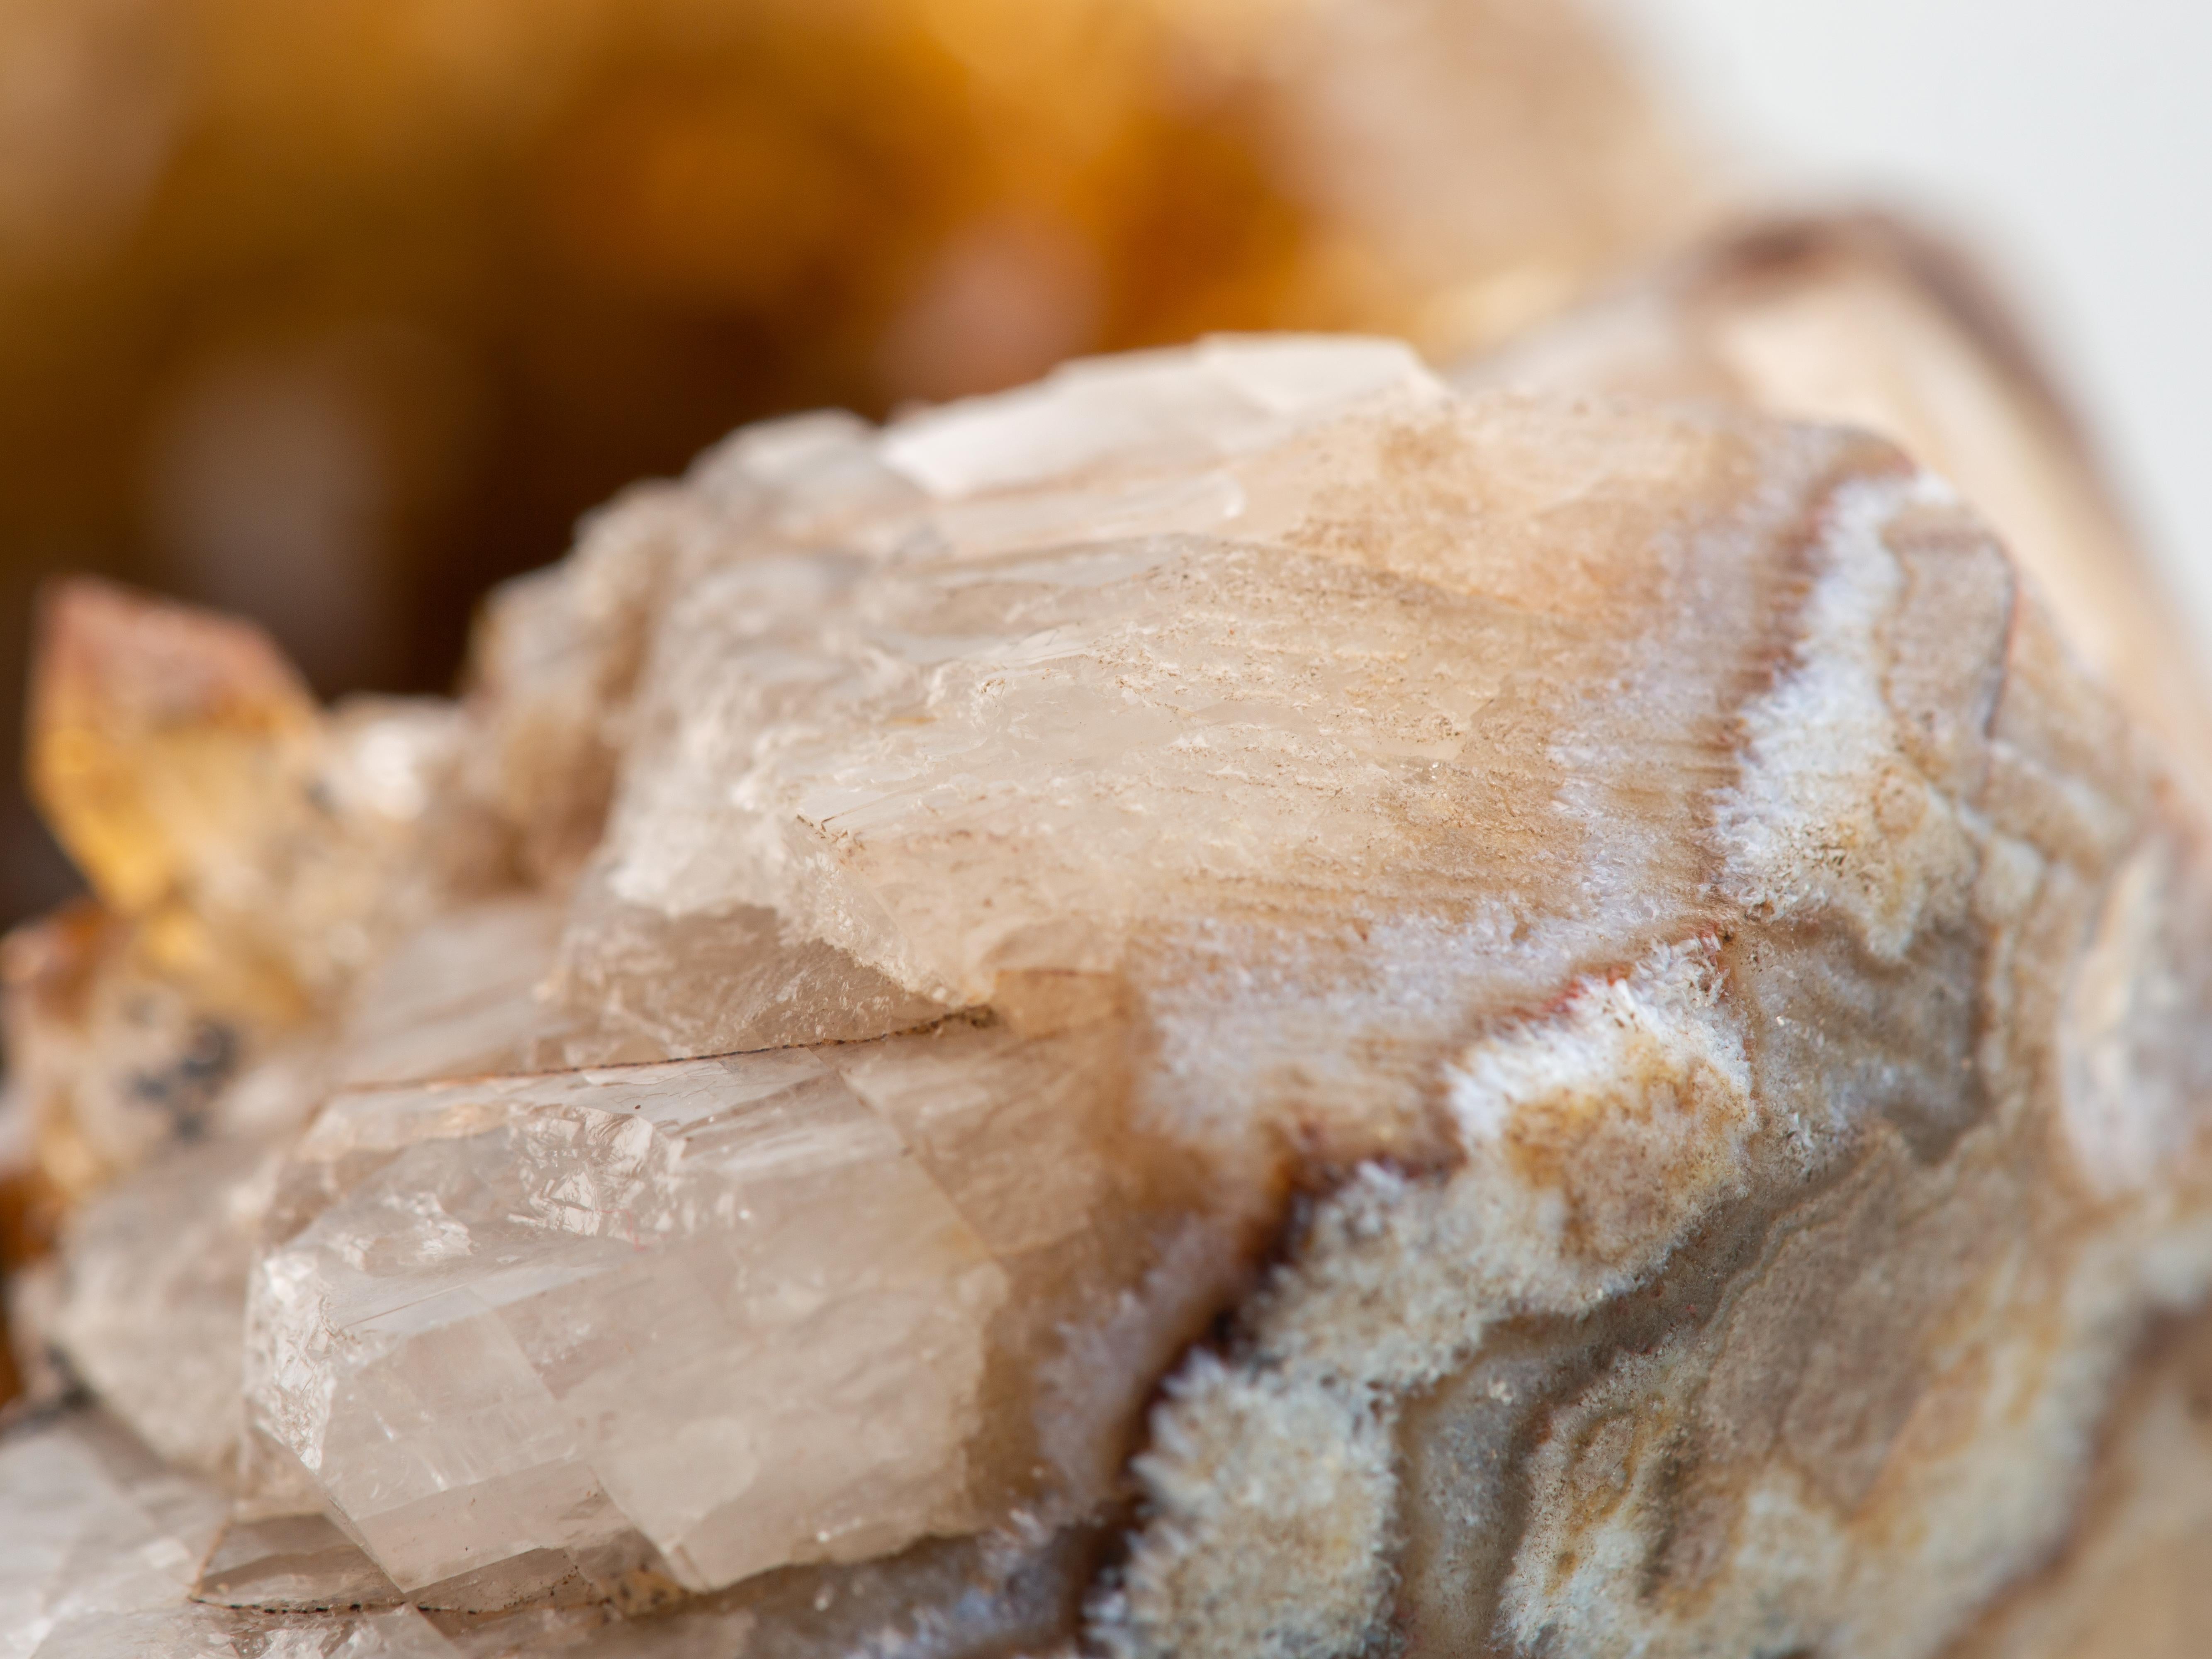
[1606,0,2212,642]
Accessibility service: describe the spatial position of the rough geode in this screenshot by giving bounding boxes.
[5,328,2212,1659]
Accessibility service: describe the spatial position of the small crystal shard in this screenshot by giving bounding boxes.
[49,1140,267,1479]
[254,1053,1009,1591]
[0,1408,229,1653]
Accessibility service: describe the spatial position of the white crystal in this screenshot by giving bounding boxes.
[0,1411,227,1657]
[250,1051,1004,1591]
[10,327,2212,1659]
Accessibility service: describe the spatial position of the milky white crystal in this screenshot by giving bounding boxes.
[252,1051,1006,1592]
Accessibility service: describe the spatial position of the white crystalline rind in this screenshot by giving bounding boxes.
[1715,471,1976,959]
[1099,942,1757,1659]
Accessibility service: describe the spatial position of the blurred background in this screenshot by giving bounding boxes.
[1612,0,2212,654]
[0,0,2206,932]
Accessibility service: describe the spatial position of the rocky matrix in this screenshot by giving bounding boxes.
[2,327,2211,1657]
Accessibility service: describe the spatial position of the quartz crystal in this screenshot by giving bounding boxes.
[4,333,2212,1658]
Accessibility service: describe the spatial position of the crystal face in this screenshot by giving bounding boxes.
[4,324,2212,1659]
[253,1053,1008,1593]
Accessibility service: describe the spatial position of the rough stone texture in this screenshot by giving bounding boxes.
[1453,212,2212,788]
[1,333,2210,1657]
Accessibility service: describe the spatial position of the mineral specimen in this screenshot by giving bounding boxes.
[5,332,2212,1659]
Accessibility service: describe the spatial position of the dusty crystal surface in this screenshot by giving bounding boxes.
[1,325,2211,1659]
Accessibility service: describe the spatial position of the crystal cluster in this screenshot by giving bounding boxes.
[5,40,2212,1659]
[0,316,2207,1654]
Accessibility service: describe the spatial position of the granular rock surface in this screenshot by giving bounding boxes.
[4,336,2212,1657]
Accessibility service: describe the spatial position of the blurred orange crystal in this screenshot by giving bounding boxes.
[29,579,318,921]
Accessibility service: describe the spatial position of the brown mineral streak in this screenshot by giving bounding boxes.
[1391,1187,1788,1652]
[1455,212,2212,800]
[1375,464,2205,1657]
[1386,638,2003,1649]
